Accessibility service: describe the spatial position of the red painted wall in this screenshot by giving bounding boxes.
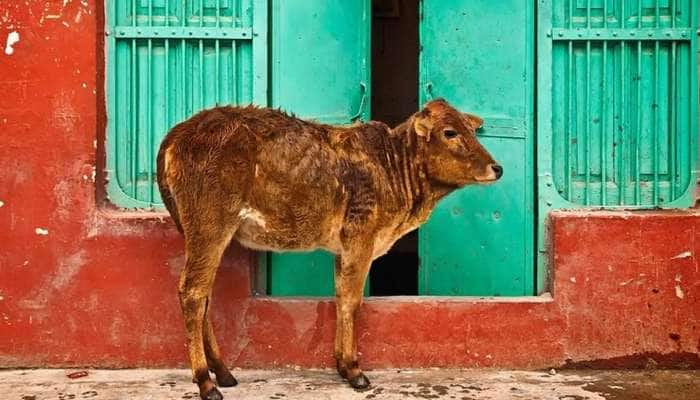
[1,1,698,369]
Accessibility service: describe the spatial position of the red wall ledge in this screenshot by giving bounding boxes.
[1,210,698,369]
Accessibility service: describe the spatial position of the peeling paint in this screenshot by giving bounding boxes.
[52,91,80,133]
[19,250,86,309]
[672,251,692,260]
[35,228,49,235]
[4,31,19,55]
[675,285,684,299]
[53,180,72,221]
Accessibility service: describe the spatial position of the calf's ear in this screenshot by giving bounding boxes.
[413,110,434,142]
[463,113,484,130]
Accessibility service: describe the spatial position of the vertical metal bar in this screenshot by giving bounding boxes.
[670,0,675,28]
[215,40,220,105]
[235,0,240,27]
[585,40,591,205]
[199,39,204,109]
[165,39,169,136]
[655,0,660,27]
[148,38,153,203]
[635,39,642,204]
[233,42,240,106]
[670,41,677,198]
[163,8,170,203]
[200,0,204,27]
[149,0,153,26]
[601,40,608,205]
[181,0,186,119]
[637,0,642,28]
[653,41,659,205]
[603,0,608,28]
[131,39,137,199]
[569,0,573,28]
[621,0,625,28]
[217,0,221,27]
[132,0,136,26]
[182,39,187,118]
[620,41,626,205]
[585,0,591,206]
[587,0,591,29]
[566,40,574,200]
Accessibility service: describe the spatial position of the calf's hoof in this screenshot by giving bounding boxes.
[215,370,238,387]
[201,386,224,400]
[348,373,371,390]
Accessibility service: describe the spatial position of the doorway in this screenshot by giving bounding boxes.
[368,0,420,296]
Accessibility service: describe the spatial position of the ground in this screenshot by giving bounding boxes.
[1,369,698,400]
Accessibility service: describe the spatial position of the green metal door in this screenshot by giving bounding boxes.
[418,0,536,295]
[265,0,371,296]
[537,0,698,290]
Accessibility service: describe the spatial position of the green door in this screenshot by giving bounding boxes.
[418,0,536,295]
[266,0,371,296]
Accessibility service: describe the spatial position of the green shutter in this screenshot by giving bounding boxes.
[417,0,536,296]
[106,0,268,208]
[265,1,371,296]
[537,0,698,290]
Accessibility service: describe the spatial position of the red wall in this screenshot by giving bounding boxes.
[1,1,698,369]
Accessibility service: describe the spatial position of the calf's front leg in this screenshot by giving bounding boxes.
[334,248,373,389]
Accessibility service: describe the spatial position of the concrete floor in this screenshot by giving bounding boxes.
[1,369,698,400]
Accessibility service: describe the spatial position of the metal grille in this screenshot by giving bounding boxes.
[106,0,267,208]
[548,0,697,207]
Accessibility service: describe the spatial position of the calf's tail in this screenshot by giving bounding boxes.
[156,140,184,235]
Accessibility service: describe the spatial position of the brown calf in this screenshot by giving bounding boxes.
[156,99,502,400]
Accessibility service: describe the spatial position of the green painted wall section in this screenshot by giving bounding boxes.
[106,0,267,208]
[418,0,536,296]
[537,0,698,292]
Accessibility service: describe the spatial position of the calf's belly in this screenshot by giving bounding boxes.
[233,206,342,254]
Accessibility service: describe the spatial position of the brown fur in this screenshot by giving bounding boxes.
[156,99,501,400]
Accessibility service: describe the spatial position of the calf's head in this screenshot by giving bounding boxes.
[412,99,502,187]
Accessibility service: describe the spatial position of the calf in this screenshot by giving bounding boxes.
[156,99,502,400]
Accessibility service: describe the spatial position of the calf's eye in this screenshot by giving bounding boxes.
[443,130,459,139]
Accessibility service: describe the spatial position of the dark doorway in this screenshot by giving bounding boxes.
[369,0,420,296]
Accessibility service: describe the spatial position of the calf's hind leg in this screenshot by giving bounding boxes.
[204,298,238,387]
[179,222,238,400]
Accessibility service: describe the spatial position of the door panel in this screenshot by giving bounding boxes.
[418,0,535,295]
[266,1,371,296]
